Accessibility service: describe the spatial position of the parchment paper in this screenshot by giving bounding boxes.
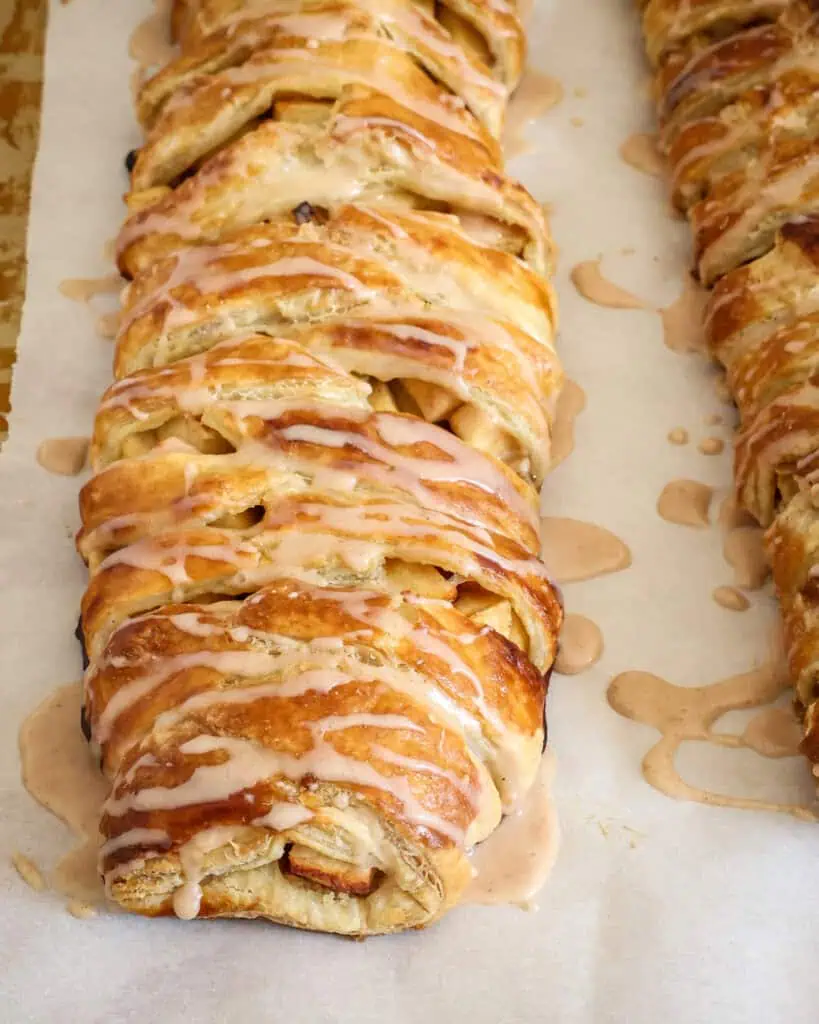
[2,1,818,1021]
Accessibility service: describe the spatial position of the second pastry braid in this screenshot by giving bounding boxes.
[639,1,819,779]
[77,0,564,935]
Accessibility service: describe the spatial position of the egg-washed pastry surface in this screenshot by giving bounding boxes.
[640,0,819,778]
[77,0,564,936]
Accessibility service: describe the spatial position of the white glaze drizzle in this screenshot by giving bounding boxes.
[105,728,469,845]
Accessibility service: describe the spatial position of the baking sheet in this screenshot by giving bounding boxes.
[2,0,819,1020]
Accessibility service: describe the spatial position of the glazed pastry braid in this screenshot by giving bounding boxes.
[77,0,564,935]
[640,0,819,775]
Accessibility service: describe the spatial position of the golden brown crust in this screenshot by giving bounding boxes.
[169,0,526,94]
[114,205,557,374]
[99,326,554,475]
[735,377,819,525]
[705,217,819,369]
[651,7,819,284]
[767,490,819,733]
[80,0,562,934]
[117,109,550,280]
[690,132,819,285]
[80,493,561,666]
[667,68,819,213]
[87,584,546,787]
[142,4,509,139]
[107,203,559,485]
[132,38,502,192]
[642,0,788,68]
[80,384,542,558]
[725,314,819,425]
[703,220,819,424]
[656,7,819,150]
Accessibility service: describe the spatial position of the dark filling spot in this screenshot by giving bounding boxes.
[292,201,315,225]
[80,704,92,743]
[75,616,92,742]
[124,149,138,174]
[75,616,89,670]
[541,664,553,751]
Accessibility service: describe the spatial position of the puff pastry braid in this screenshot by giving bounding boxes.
[640,0,819,777]
[77,0,563,935]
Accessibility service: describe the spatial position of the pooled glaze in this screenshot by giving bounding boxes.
[129,0,176,70]
[554,614,604,676]
[464,750,559,907]
[66,899,98,920]
[97,312,121,341]
[36,437,89,477]
[742,707,803,759]
[712,585,750,612]
[504,69,564,159]
[570,260,651,310]
[657,479,713,527]
[540,518,632,583]
[12,853,46,892]
[714,375,733,405]
[19,684,110,906]
[58,274,122,303]
[619,132,663,177]
[608,665,816,822]
[724,526,768,590]
[549,380,586,468]
[719,495,757,532]
[698,437,724,456]
[661,276,708,354]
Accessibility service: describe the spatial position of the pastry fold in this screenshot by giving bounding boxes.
[140,1,508,137]
[132,37,502,192]
[91,582,544,931]
[78,0,565,933]
[97,320,557,481]
[117,102,550,278]
[655,4,816,144]
[168,0,526,97]
[115,205,557,373]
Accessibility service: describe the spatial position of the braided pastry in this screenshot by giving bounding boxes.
[78,0,563,935]
[639,0,819,777]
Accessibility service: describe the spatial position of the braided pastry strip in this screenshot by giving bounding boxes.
[79,0,563,934]
[640,0,819,777]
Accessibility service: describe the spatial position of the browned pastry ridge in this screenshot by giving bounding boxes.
[76,0,564,935]
[641,0,819,775]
